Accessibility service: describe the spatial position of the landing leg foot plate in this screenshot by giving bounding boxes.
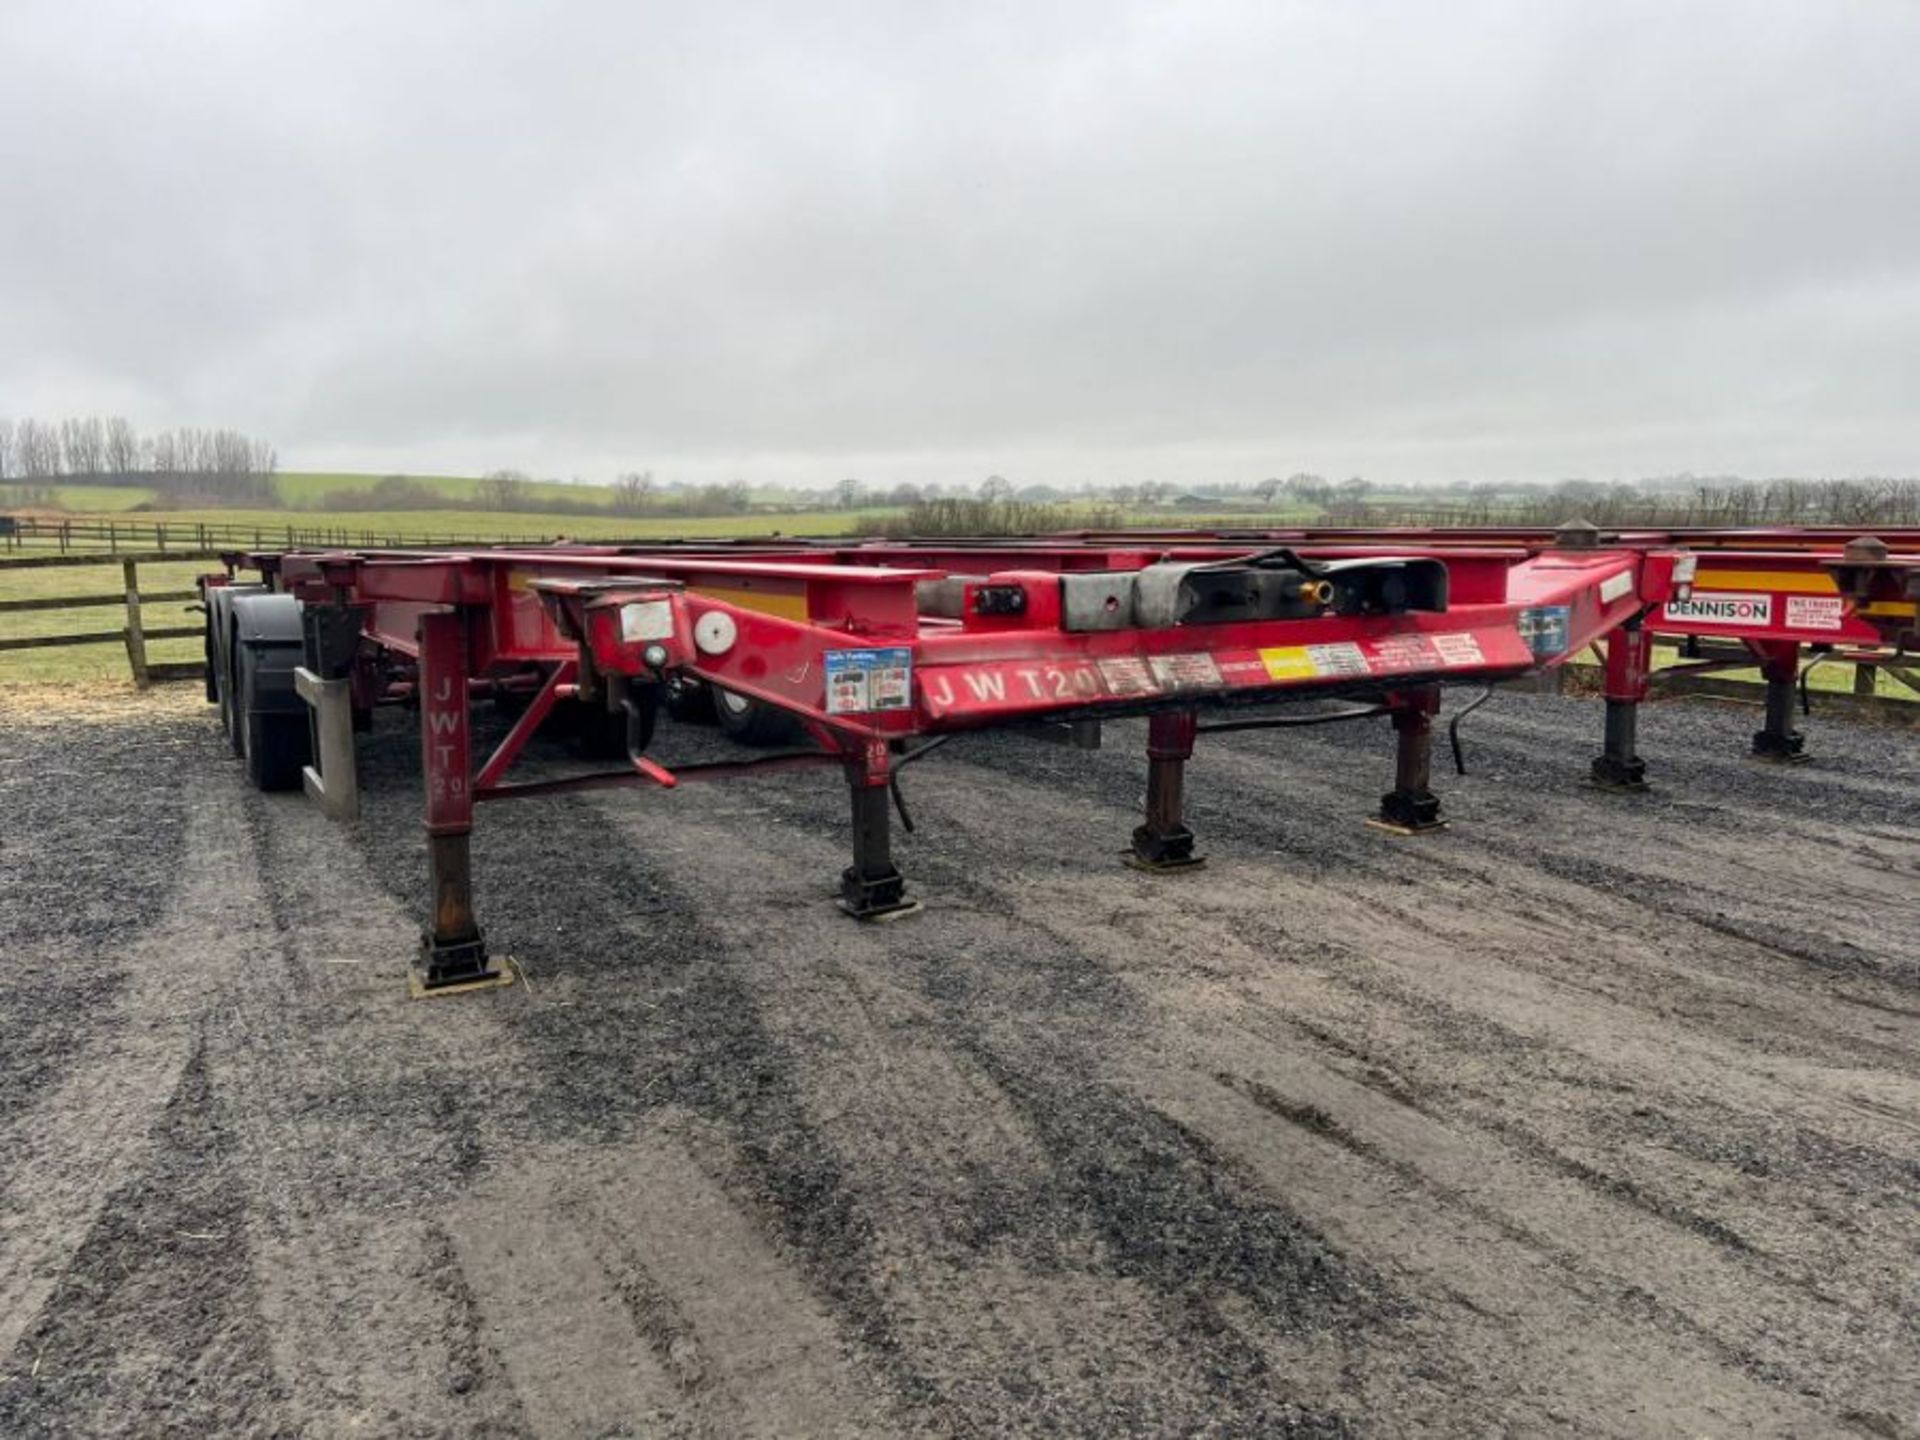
[1122,851,1207,873]
[1365,817,1450,837]
[409,963,514,1000]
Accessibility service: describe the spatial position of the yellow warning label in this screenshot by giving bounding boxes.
[1260,641,1371,681]
[1259,646,1317,681]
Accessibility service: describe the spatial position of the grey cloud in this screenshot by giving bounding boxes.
[2,0,1916,485]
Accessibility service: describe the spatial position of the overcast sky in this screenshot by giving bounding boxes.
[3,1,1916,488]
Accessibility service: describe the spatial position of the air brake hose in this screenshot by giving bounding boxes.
[1448,685,1496,776]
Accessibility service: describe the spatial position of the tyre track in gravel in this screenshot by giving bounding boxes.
[583,766,1845,1436]
[863,701,1919,1429]
[0,772,262,1373]
[586,782,1379,1437]
[365,704,1371,1436]
[235,717,898,1438]
[210,780,535,1435]
[6,687,1915,1436]
[0,709,195,1151]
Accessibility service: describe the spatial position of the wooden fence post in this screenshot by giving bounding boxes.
[122,558,150,688]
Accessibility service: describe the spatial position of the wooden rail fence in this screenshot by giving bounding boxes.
[0,514,553,554]
[0,553,213,687]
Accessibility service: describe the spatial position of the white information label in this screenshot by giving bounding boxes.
[1784,595,1845,631]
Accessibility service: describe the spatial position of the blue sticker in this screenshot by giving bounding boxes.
[824,648,913,714]
[1517,605,1572,658]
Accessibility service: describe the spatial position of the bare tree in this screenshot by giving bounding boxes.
[104,416,140,476]
[15,418,60,477]
[0,419,13,481]
[834,477,865,509]
[611,469,655,515]
[60,416,106,475]
[478,468,532,511]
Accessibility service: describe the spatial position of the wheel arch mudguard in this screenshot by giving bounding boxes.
[229,592,306,716]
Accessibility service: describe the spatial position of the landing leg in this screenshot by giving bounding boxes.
[415,608,507,994]
[839,747,918,920]
[1590,614,1651,792]
[1129,710,1203,870]
[1374,687,1446,833]
[1751,641,1808,762]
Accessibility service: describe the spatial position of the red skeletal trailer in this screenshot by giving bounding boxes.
[197,525,1915,994]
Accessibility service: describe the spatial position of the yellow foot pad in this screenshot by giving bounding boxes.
[1365,818,1450,837]
[838,898,924,923]
[1122,852,1206,873]
[408,963,517,1000]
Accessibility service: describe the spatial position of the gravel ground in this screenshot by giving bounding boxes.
[1,682,1916,1438]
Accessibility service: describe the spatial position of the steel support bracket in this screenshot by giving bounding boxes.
[295,666,360,821]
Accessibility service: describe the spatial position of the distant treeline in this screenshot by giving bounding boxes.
[1315,476,1920,529]
[860,497,1126,538]
[318,471,768,519]
[0,415,278,504]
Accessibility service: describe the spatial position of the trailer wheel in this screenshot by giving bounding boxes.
[665,675,718,725]
[201,603,219,704]
[714,687,802,746]
[221,634,246,754]
[566,697,629,759]
[238,645,311,791]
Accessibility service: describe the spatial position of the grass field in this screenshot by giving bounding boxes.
[2,505,899,550]
[4,473,856,513]
[0,559,210,684]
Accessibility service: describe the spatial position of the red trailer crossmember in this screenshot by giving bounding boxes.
[205,524,1917,994]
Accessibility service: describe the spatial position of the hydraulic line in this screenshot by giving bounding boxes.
[887,733,955,833]
[1448,685,1496,776]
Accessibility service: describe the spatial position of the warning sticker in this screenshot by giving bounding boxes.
[1433,632,1486,666]
[1661,593,1773,627]
[1368,634,1442,673]
[1148,652,1223,690]
[1259,642,1368,682]
[824,648,912,714]
[1785,595,1845,631]
[1518,606,1572,658]
[1096,657,1158,696]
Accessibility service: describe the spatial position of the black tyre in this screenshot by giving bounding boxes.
[714,687,801,746]
[201,603,219,704]
[221,635,245,754]
[238,645,311,791]
[209,584,264,751]
[561,696,630,760]
[664,676,718,725]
